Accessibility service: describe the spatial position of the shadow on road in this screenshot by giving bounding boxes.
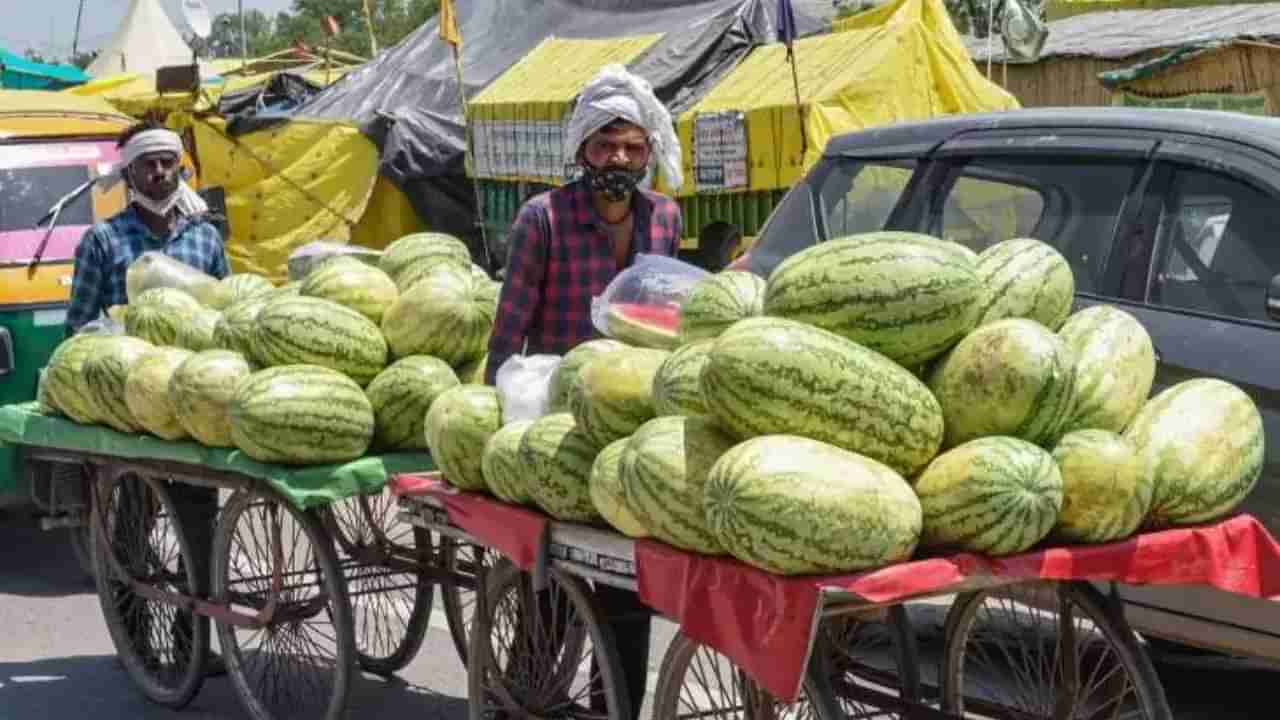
[0,655,471,720]
[0,510,94,597]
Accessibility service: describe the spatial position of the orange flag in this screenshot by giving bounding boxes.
[439,0,462,47]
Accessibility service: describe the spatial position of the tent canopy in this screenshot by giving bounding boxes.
[0,50,89,90]
[87,0,195,79]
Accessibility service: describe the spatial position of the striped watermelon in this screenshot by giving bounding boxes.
[702,317,944,478]
[83,336,155,433]
[1051,430,1154,543]
[44,334,112,424]
[300,256,399,324]
[651,340,713,417]
[229,365,375,465]
[975,238,1075,331]
[169,350,253,448]
[381,267,490,367]
[590,438,648,538]
[547,339,628,413]
[473,279,500,323]
[912,436,1064,556]
[1058,305,1156,434]
[470,263,492,283]
[606,303,680,350]
[927,318,1077,449]
[424,385,502,492]
[380,232,472,291]
[482,419,536,504]
[678,271,766,345]
[622,416,736,553]
[456,354,489,384]
[125,287,203,346]
[365,356,461,451]
[1124,379,1264,528]
[518,412,601,523]
[255,296,388,385]
[213,293,275,358]
[764,233,985,367]
[206,273,276,310]
[568,347,670,449]
[703,435,922,575]
[124,347,194,440]
[175,307,222,352]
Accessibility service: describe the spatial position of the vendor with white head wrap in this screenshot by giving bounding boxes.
[484,65,684,720]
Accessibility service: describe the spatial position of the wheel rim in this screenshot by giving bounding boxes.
[818,615,911,719]
[442,538,495,667]
[658,633,816,720]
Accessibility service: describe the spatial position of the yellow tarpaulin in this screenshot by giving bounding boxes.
[672,0,1018,195]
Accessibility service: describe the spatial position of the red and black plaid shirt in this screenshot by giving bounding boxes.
[485,179,683,384]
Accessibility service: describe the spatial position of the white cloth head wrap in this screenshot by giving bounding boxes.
[101,128,208,216]
[564,64,683,192]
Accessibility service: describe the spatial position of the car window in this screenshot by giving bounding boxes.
[934,157,1145,294]
[0,164,93,233]
[1148,164,1280,324]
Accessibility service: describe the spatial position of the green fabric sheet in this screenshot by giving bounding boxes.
[0,403,434,510]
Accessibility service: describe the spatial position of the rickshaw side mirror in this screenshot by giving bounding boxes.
[0,327,12,376]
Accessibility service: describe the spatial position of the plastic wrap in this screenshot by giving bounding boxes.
[494,353,563,425]
[125,251,219,306]
[286,241,384,282]
[591,254,708,348]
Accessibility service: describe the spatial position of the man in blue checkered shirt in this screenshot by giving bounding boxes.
[66,121,229,334]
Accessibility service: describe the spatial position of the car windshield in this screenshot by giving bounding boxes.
[0,164,94,234]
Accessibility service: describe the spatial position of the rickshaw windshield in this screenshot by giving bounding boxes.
[0,164,93,233]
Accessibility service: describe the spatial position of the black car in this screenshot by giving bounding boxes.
[734,107,1280,664]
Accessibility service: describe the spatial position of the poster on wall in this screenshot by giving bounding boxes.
[693,111,748,192]
[1111,90,1269,116]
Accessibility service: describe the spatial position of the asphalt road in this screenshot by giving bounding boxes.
[1,507,1274,720]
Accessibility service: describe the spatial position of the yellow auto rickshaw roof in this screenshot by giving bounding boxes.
[0,89,133,138]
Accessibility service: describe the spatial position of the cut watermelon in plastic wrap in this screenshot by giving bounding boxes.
[605,302,681,349]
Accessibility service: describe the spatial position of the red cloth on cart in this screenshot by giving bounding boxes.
[392,474,1280,704]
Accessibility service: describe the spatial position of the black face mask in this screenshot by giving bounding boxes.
[583,162,646,202]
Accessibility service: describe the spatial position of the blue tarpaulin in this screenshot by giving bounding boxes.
[0,50,89,90]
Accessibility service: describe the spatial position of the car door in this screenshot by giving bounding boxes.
[1108,136,1280,654]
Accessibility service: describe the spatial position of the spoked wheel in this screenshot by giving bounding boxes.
[92,471,208,709]
[940,581,1172,720]
[440,535,498,667]
[806,605,920,719]
[654,630,820,720]
[469,559,627,720]
[325,489,434,675]
[212,490,355,720]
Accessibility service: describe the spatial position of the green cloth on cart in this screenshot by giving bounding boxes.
[0,403,434,510]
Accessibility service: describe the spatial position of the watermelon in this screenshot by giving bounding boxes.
[380,232,472,291]
[763,233,985,367]
[124,348,194,440]
[213,293,275,359]
[82,336,155,433]
[424,385,502,492]
[591,438,648,538]
[470,263,492,283]
[975,238,1075,331]
[175,307,222,352]
[1051,430,1154,544]
[456,354,489,384]
[519,412,601,523]
[678,271,766,345]
[381,267,490,367]
[702,317,944,478]
[300,255,399,324]
[912,436,1064,556]
[622,416,737,553]
[169,350,253,447]
[44,334,112,424]
[703,435,922,575]
[229,365,375,465]
[255,296,388,386]
[1124,379,1264,528]
[605,303,680,349]
[547,339,627,413]
[125,287,203,345]
[568,348,670,449]
[279,281,302,295]
[651,340,713,417]
[206,273,276,310]
[1058,305,1156,434]
[365,356,461,451]
[927,318,1077,449]
[482,419,536,504]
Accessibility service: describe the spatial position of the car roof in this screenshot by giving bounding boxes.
[825,107,1280,159]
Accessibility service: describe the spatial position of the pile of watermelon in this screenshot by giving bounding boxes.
[427,232,1264,577]
[38,232,501,467]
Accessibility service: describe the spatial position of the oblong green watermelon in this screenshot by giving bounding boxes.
[590,437,648,538]
[764,232,985,367]
[678,271,766,345]
[83,336,155,433]
[518,412,601,523]
[1124,379,1264,528]
[214,293,276,359]
[229,364,375,465]
[702,317,944,478]
[169,349,253,448]
[568,348,670,449]
[913,436,1063,556]
[174,307,222,352]
[125,287,203,346]
[301,255,399,324]
[365,356,460,451]
[482,419,536,504]
[380,232,472,292]
[1058,305,1156,434]
[651,340,713,417]
[1051,430,1154,544]
[547,339,628,413]
[424,384,502,492]
[381,266,490,367]
[703,434,922,575]
[205,273,276,310]
[44,334,112,424]
[975,238,1075,331]
[255,295,388,385]
[125,347,195,440]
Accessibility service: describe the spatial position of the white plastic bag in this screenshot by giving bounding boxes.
[125,251,219,305]
[287,240,383,281]
[75,316,125,336]
[590,254,709,349]
[495,353,563,425]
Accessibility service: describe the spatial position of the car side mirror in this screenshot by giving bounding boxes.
[0,327,12,376]
[1269,274,1280,322]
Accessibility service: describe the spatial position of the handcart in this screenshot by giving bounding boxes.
[394,471,1280,720]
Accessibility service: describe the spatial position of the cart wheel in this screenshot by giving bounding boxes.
[92,471,208,709]
[440,535,498,667]
[805,605,920,719]
[940,581,1173,720]
[653,630,820,720]
[212,490,355,720]
[325,490,434,675]
[469,558,628,720]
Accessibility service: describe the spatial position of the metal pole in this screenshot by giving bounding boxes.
[72,0,86,58]
[239,0,247,60]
